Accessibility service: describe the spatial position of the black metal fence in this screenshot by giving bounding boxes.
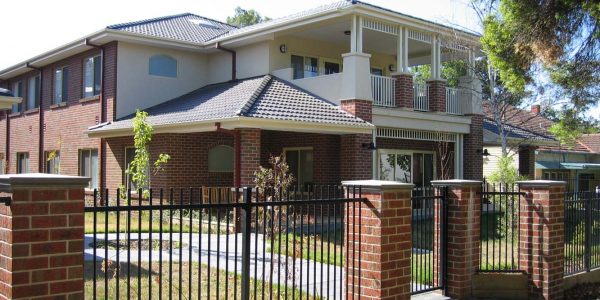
[564,191,600,275]
[84,185,365,299]
[479,182,523,272]
[411,186,446,295]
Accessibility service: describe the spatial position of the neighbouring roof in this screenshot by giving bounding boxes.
[0,88,13,97]
[483,118,555,143]
[536,161,600,170]
[107,13,237,43]
[579,134,600,153]
[89,75,372,134]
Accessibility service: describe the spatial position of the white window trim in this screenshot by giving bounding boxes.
[376,149,436,183]
[79,148,99,190]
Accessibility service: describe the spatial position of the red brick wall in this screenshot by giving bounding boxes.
[261,131,341,184]
[340,134,373,181]
[340,99,372,123]
[238,129,261,187]
[376,138,455,180]
[427,80,446,113]
[104,132,234,191]
[0,42,118,181]
[393,73,413,109]
[464,115,483,180]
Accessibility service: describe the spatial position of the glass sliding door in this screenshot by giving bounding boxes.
[378,150,435,185]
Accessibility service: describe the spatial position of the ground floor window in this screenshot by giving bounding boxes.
[378,150,435,186]
[45,151,60,174]
[542,170,569,181]
[16,152,29,174]
[80,149,98,189]
[284,148,314,188]
[0,153,4,174]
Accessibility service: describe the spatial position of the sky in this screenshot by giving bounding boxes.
[0,0,597,118]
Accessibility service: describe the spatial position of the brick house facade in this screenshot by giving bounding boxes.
[0,4,484,192]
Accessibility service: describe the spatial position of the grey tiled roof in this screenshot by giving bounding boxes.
[107,13,237,43]
[90,75,371,132]
[483,118,555,142]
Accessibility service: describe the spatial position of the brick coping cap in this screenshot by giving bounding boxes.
[341,52,372,59]
[431,179,482,187]
[516,180,567,187]
[342,180,414,190]
[0,173,90,191]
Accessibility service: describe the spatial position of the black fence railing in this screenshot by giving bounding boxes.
[411,186,446,295]
[479,182,523,272]
[564,191,600,275]
[84,186,365,299]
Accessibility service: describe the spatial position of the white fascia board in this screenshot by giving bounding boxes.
[373,107,472,134]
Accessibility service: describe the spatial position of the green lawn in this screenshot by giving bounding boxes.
[270,228,344,266]
[85,261,319,299]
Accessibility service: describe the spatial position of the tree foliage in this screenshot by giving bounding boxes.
[479,0,600,111]
[254,155,294,201]
[488,154,526,185]
[125,110,170,198]
[226,7,271,27]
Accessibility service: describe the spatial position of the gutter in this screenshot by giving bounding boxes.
[25,63,45,173]
[215,43,236,81]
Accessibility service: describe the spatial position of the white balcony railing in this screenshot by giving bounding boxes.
[413,83,429,111]
[371,75,396,107]
[446,87,469,115]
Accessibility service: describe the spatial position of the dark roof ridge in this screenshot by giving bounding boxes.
[237,75,273,116]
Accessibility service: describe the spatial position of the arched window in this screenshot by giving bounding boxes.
[208,145,234,172]
[149,54,177,78]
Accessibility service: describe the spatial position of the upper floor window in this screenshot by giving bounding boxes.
[53,66,69,104]
[291,55,318,79]
[83,55,101,98]
[17,152,29,174]
[11,81,22,114]
[208,145,234,172]
[149,54,178,78]
[27,75,40,110]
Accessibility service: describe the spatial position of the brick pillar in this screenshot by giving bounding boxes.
[340,99,373,181]
[392,73,413,109]
[518,146,537,179]
[432,180,482,299]
[0,173,89,299]
[427,80,447,113]
[236,128,261,186]
[518,180,565,300]
[463,114,483,180]
[342,180,413,300]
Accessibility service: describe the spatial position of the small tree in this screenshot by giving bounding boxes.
[487,154,525,186]
[125,110,170,198]
[254,155,294,201]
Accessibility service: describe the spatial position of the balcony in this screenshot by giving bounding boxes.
[413,83,429,111]
[371,75,396,107]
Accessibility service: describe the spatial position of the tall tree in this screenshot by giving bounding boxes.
[226,7,271,27]
[479,0,600,120]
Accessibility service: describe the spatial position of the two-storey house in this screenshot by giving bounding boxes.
[0,1,483,192]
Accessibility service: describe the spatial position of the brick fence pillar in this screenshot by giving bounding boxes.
[342,180,413,300]
[0,173,89,300]
[518,180,565,300]
[431,179,482,299]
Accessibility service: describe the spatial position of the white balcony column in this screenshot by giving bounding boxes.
[454,134,464,179]
[350,15,363,53]
[430,35,442,80]
[341,14,372,101]
[394,26,410,74]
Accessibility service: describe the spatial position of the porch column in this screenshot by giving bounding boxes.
[392,27,414,109]
[341,15,372,102]
[236,128,261,186]
[427,35,447,112]
[340,100,373,181]
[517,181,565,300]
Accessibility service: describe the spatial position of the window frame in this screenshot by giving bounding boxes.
[148,54,178,78]
[16,152,29,174]
[11,81,23,114]
[79,148,99,189]
[83,55,102,98]
[283,147,314,187]
[207,144,234,173]
[44,150,60,174]
[26,75,41,110]
[376,149,437,184]
[53,66,69,104]
[290,53,319,79]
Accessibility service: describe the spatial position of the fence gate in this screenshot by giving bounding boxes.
[410,186,447,295]
[479,182,525,273]
[84,185,365,299]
